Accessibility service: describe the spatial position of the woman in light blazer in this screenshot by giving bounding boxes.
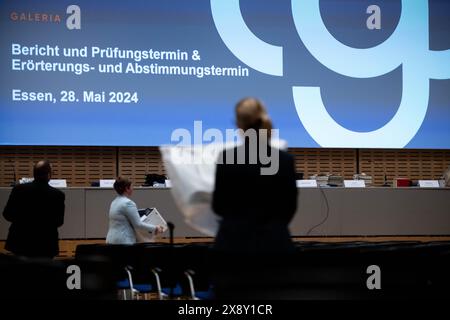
[106,177,164,244]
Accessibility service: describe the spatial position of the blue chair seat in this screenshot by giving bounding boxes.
[162,284,183,296]
[134,284,153,293]
[116,279,153,293]
[116,279,130,289]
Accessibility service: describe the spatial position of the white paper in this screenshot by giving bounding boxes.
[418,180,440,188]
[140,208,168,231]
[136,208,168,243]
[296,179,318,188]
[99,179,115,188]
[49,179,67,188]
[344,180,365,188]
[19,177,34,184]
[164,179,172,188]
[160,140,287,236]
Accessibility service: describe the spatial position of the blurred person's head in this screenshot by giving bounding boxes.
[235,97,272,139]
[114,177,133,196]
[232,98,279,175]
[444,165,450,187]
[33,160,52,182]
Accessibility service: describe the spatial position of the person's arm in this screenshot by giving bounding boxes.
[285,155,298,222]
[123,200,157,233]
[55,192,65,227]
[3,186,19,222]
[273,154,298,224]
[212,162,227,217]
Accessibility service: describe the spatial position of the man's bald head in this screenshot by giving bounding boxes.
[33,160,52,182]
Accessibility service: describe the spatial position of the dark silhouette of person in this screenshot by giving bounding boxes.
[3,160,65,258]
[211,98,298,298]
[212,97,298,254]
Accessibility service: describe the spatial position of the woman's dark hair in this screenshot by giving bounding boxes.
[113,177,132,195]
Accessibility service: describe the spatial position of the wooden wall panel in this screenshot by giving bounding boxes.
[118,147,166,186]
[289,148,357,180]
[360,149,450,186]
[0,146,116,187]
[1,146,449,187]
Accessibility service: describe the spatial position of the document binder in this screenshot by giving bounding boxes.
[136,208,168,242]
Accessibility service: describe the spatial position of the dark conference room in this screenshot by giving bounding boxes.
[1,0,450,308]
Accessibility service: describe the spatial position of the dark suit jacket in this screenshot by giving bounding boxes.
[212,143,297,254]
[3,181,65,258]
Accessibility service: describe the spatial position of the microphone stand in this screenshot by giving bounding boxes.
[9,159,17,187]
[167,222,175,299]
[382,174,390,187]
[168,222,175,247]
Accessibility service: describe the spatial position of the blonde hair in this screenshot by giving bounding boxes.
[235,97,272,139]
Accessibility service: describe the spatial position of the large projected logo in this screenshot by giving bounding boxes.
[211,0,450,148]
